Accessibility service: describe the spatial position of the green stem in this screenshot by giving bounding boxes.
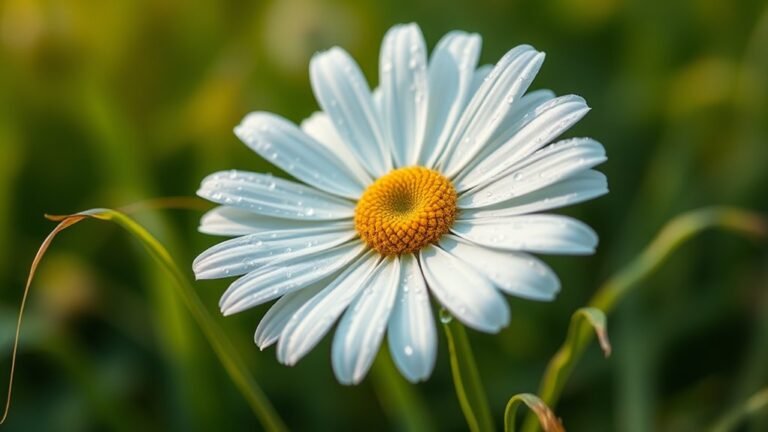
[443,315,495,432]
[522,206,767,432]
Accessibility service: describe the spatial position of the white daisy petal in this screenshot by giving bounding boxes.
[455,89,556,183]
[193,224,356,280]
[439,46,546,177]
[387,254,437,383]
[459,170,608,218]
[199,207,279,237]
[457,95,591,190]
[235,112,367,199]
[277,251,380,366]
[439,235,560,301]
[379,23,429,167]
[198,170,355,220]
[310,47,390,177]
[487,89,555,143]
[254,280,327,349]
[452,214,599,255]
[420,31,482,167]
[419,244,510,333]
[219,241,366,316]
[458,138,606,208]
[469,64,493,96]
[332,257,401,384]
[199,206,351,237]
[300,112,373,185]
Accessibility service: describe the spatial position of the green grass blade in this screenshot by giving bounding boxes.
[522,206,767,432]
[504,393,564,432]
[521,308,610,432]
[2,208,287,431]
[443,313,495,432]
[79,209,288,431]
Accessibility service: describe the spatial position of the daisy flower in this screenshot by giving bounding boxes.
[193,23,607,384]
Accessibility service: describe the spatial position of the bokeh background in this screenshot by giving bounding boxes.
[1,0,767,431]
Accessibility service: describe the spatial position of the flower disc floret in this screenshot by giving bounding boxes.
[355,167,457,255]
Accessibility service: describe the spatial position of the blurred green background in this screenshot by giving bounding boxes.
[1,0,767,430]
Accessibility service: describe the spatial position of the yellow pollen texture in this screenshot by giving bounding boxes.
[355,167,457,256]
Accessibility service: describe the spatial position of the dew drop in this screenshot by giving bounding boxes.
[439,309,453,324]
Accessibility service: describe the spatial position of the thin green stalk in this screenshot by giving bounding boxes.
[0,208,287,430]
[443,314,495,432]
[523,206,767,432]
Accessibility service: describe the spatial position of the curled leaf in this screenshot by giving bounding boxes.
[1,215,87,424]
[520,307,609,432]
[504,393,564,432]
[574,307,611,358]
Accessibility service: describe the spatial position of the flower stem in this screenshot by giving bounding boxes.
[443,314,495,432]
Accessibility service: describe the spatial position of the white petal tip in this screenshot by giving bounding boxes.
[220,306,238,317]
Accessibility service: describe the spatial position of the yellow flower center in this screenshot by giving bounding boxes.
[355,167,457,256]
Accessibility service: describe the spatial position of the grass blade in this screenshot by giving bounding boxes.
[2,208,287,431]
[443,312,495,432]
[523,206,767,432]
[521,307,610,432]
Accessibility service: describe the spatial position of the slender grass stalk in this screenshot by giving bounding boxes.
[1,208,287,431]
[443,313,495,432]
[522,206,767,432]
[709,387,768,432]
[504,393,564,432]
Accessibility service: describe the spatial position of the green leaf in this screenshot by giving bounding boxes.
[504,393,564,432]
[443,312,495,432]
[523,206,767,432]
[2,208,287,431]
[530,307,611,428]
